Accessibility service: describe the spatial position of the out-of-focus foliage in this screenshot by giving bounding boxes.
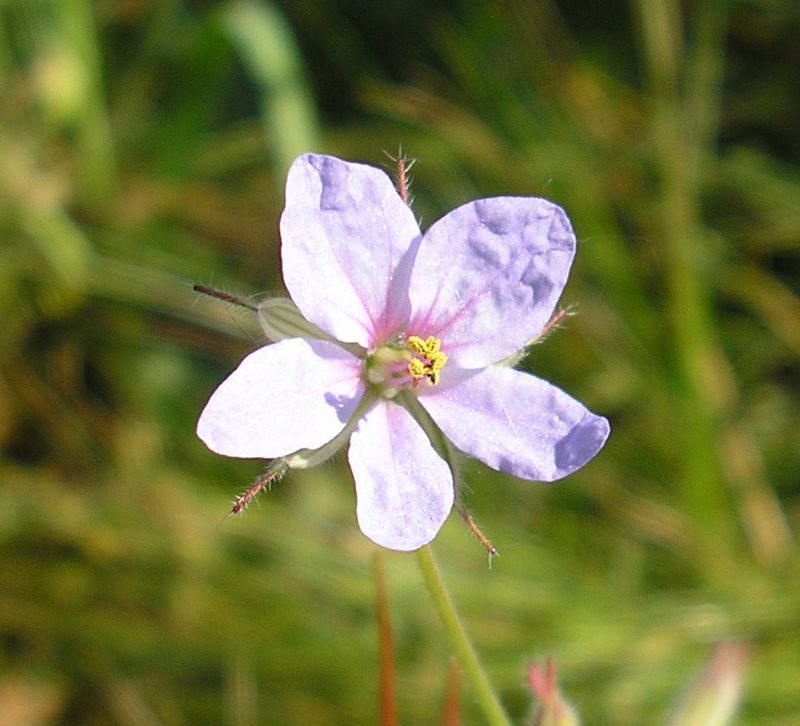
[0,0,797,723]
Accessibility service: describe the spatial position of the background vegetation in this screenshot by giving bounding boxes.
[1,0,798,723]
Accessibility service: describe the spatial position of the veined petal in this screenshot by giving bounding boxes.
[409,197,575,368]
[197,338,364,458]
[281,154,421,347]
[348,402,453,551]
[420,366,609,481]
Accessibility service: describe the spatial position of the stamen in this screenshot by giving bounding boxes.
[406,335,448,386]
[408,358,426,379]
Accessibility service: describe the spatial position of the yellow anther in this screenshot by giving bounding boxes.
[429,351,448,371]
[408,358,426,379]
[406,334,448,386]
[424,336,440,354]
[407,335,427,355]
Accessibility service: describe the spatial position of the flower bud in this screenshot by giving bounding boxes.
[528,658,581,726]
[667,642,747,726]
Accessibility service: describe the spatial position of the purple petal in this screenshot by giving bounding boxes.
[408,197,575,368]
[348,402,453,551]
[197,338,364,458]
[420,366,609,481]
[281,154,421,347]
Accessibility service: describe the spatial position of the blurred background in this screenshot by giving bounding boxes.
[1,0,798,723]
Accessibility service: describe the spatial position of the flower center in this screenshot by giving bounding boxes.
[406,335,448,386]
[364,334,449,399]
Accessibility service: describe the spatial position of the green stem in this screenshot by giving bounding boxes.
[416,545,511,726]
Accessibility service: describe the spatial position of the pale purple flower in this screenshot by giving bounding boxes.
[197,153,609,551]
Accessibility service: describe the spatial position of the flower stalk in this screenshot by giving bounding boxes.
[416,545,511,726]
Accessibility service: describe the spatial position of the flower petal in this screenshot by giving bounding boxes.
[197,338,364,458]
[348,402,454,551]
[420,366,609,481]
[281,154,421,347]
[409,197,575,368]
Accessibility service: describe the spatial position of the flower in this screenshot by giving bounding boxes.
[197,153,609,551]
[528,658,580,726]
